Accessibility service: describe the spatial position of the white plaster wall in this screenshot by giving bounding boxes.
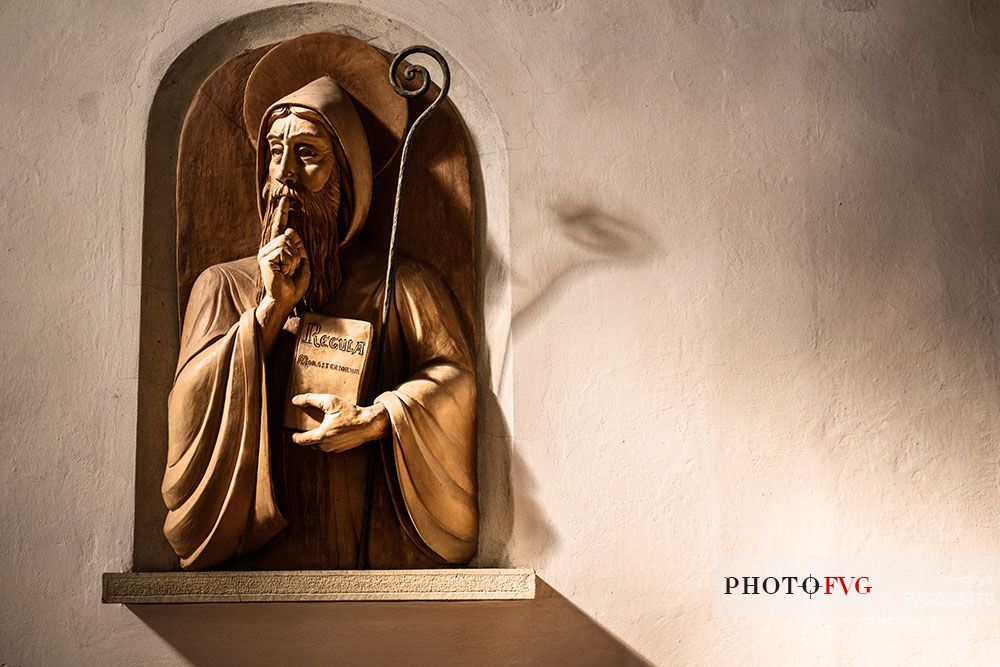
[3,0,1000,664]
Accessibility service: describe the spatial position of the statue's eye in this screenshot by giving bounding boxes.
[269,145,282,158]
[297,146,318,160]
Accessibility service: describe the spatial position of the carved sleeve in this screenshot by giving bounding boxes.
[161,266,286,570]
[374,262,479,563]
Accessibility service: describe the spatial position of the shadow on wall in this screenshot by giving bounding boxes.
[475,200,657,566]
[513,202,659,332]
[129,579,652,666]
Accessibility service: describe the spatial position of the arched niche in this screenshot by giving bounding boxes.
[133,3,512,571]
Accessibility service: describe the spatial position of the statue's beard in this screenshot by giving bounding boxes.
[259,179,342,310]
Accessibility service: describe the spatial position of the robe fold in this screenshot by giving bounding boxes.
[162,252,477,570]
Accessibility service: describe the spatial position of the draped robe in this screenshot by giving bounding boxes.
[161,251,477,570]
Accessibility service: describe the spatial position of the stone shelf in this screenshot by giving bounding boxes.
[102,568,535,604]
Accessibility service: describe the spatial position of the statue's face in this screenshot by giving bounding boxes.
[266,109,337,194]
[260,106,345,309]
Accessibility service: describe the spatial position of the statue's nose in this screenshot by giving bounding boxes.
[276,148,298,184]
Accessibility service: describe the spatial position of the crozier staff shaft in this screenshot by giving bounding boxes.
[358,45,452,568]
[377,46,452,368]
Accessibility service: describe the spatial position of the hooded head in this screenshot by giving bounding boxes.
[255,76,372,245]
[243,32,408,231]
[255,77,372,308]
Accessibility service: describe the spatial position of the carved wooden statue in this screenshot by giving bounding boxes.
[161,33,478,570]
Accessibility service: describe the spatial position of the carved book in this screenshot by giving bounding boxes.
[283,313,374,431]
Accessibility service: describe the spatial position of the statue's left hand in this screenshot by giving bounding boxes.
[290,393,390,453]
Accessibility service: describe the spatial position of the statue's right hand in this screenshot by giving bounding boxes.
[257,228,310,308]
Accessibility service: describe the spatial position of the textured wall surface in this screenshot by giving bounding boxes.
[3,1,1000,664]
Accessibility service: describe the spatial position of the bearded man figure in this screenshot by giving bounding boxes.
[161,69,478,570]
